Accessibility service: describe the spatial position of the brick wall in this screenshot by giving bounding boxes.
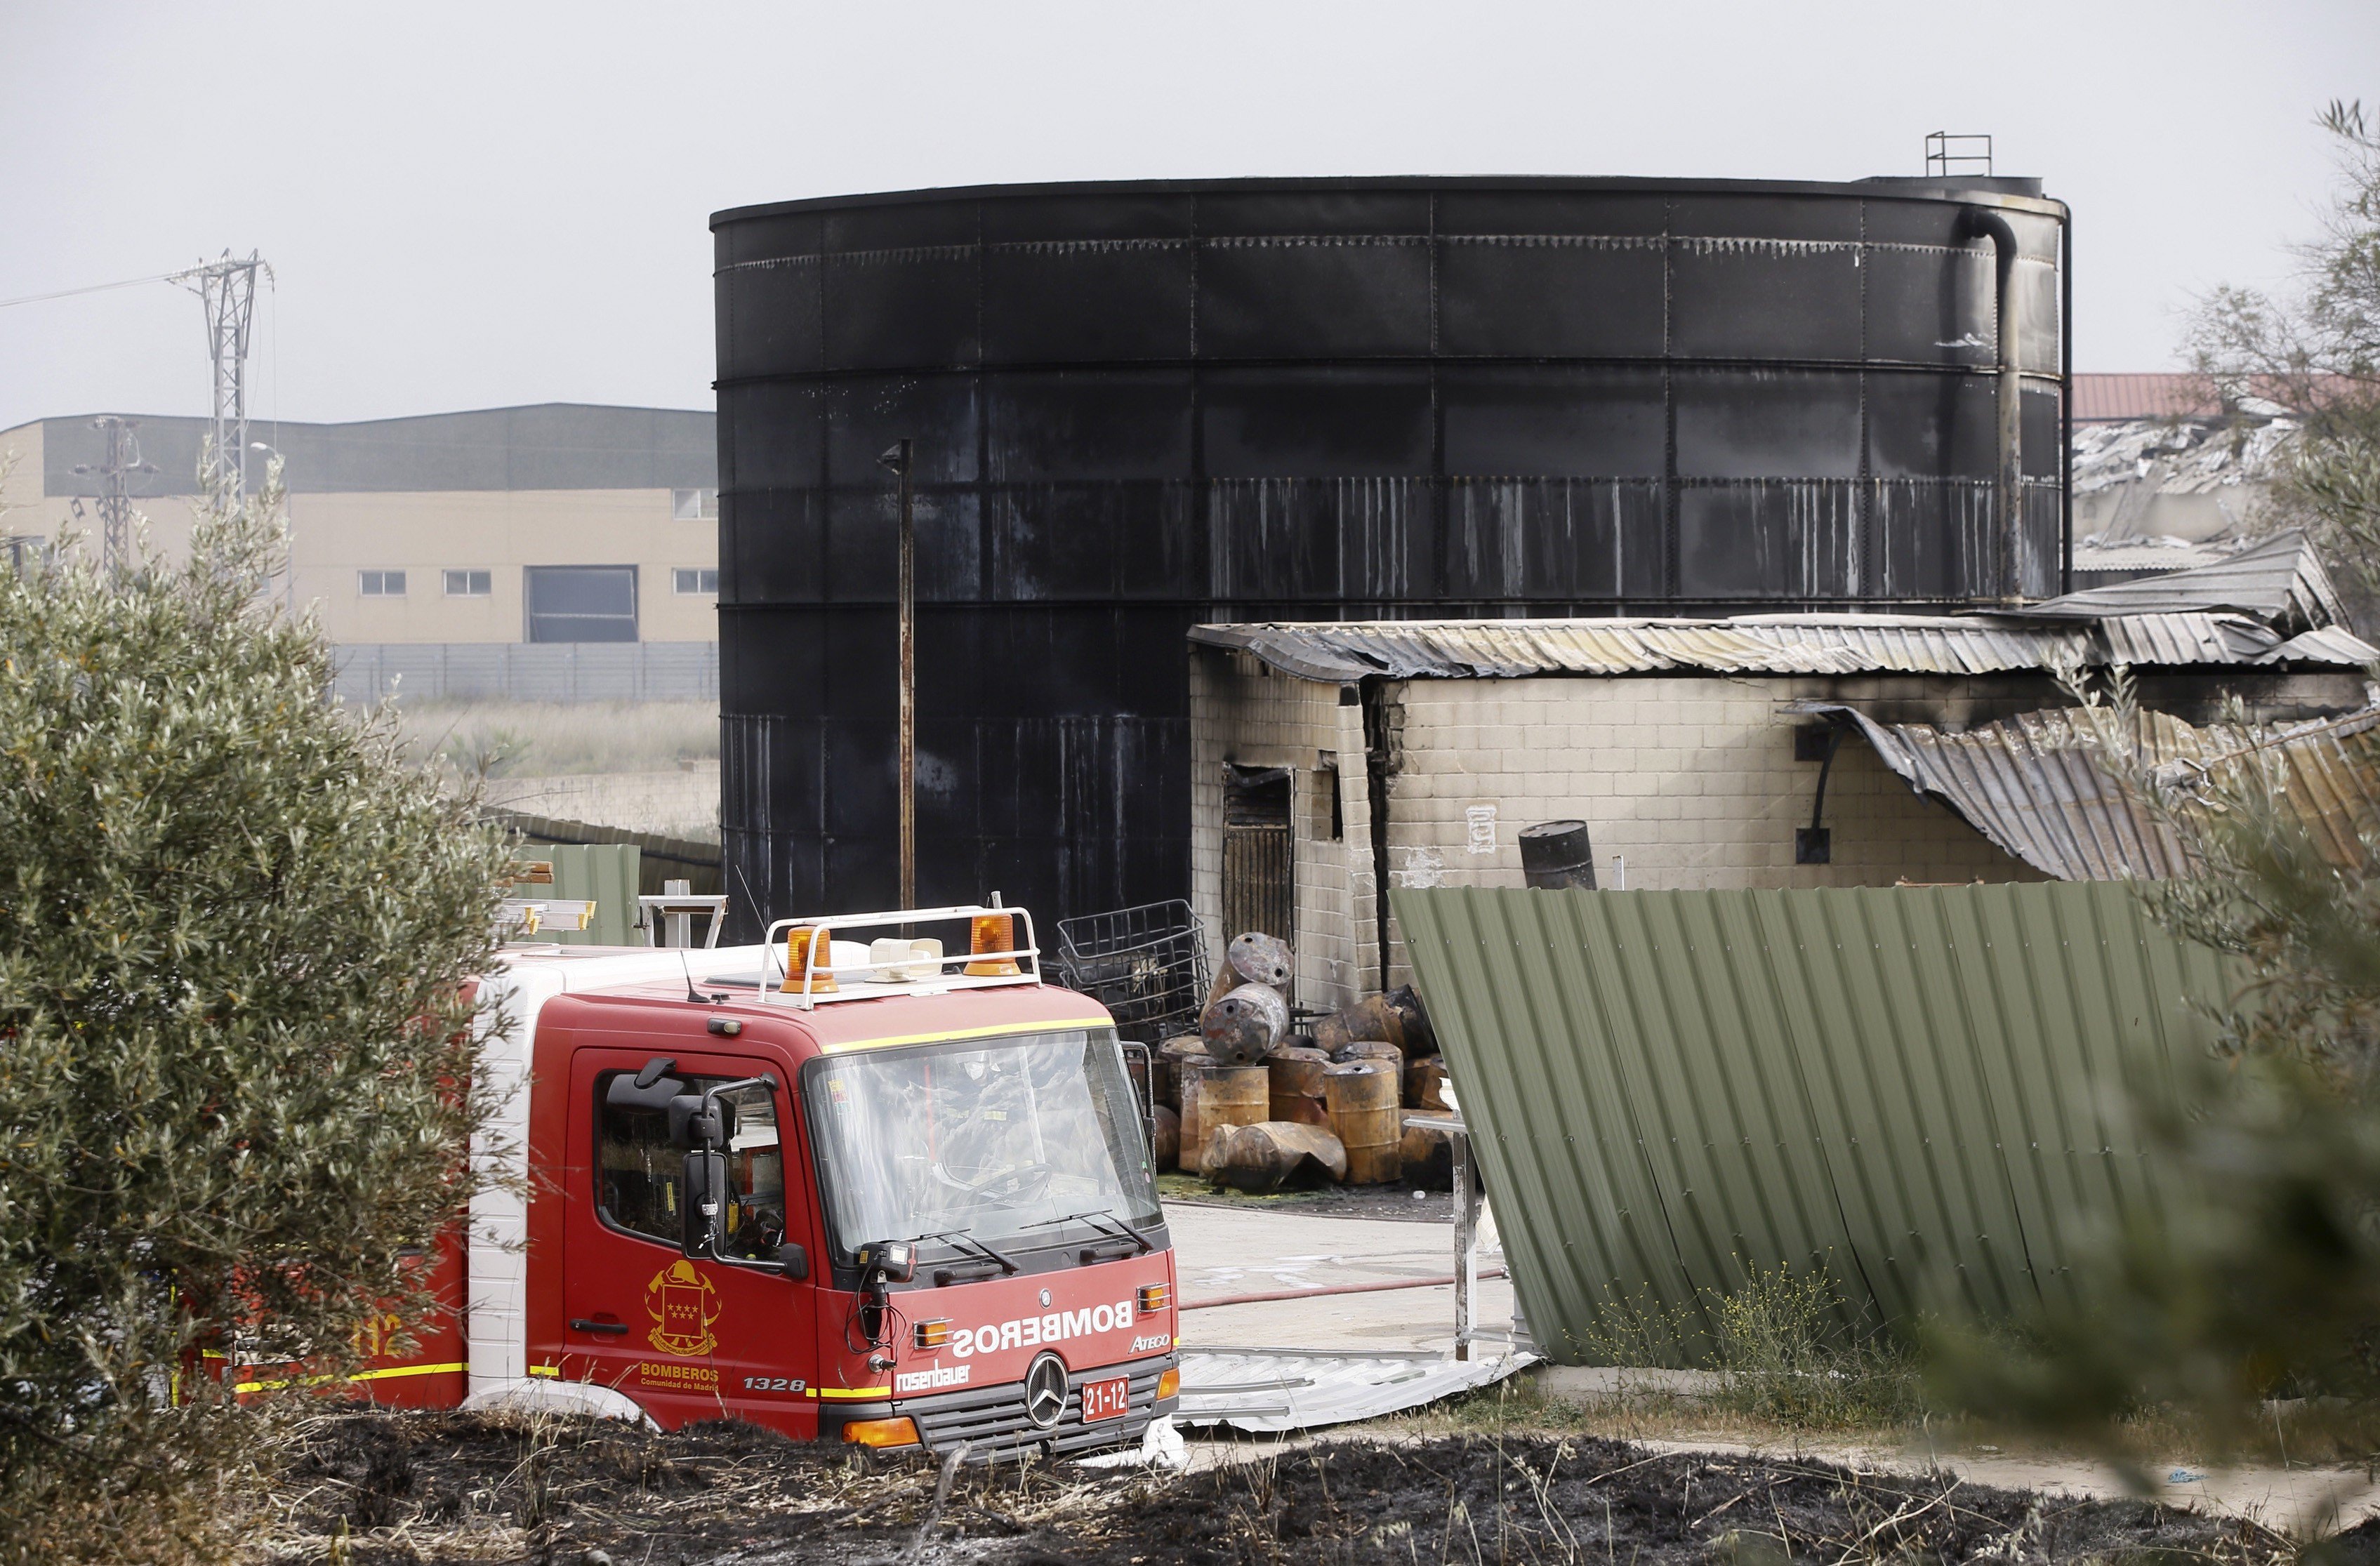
[1191,649,2053,1011]
[1371,673,2050,989]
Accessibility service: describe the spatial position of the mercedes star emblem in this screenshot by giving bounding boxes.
[1038,1287,1052,1308]
[1024,1353,1068,1428]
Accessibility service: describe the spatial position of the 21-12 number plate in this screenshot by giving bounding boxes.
[1080,1376,1130,1423]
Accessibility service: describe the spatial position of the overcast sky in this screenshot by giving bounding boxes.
[2,1,2373,434]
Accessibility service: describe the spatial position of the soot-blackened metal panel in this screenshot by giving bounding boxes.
[712,177,2069,931]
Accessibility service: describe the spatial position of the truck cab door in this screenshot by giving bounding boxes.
[560,1045,820,1434]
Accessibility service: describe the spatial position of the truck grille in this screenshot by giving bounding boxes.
[907,1361,1170,1461]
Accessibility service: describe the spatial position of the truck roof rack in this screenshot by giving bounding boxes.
[755,902,1043,1011]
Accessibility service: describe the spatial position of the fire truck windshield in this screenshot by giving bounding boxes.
[805,1028,1160,1260]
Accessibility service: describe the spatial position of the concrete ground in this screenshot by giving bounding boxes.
[1165,1198,1518,1355]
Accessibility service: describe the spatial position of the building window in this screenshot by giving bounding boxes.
[672,488,718,522]
[524,564,638,643]
[673,567,719,595]
[358,569,406,597]
[444,568,492,597]
[4,535,48,577]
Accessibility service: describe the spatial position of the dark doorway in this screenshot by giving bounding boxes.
[1222,764,1294,966]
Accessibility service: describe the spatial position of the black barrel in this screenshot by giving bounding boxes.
[1519,820,1599,890]
[711,175,2069,931]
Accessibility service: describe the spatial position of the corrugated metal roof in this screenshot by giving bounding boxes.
[1809,701,2380,881]
[2070,373,2221,423]
[2072,541,2227,573]
[2068,373,2352,423]
[2269,625,2380,665]
[1172,1347,1536,1433]
[1194,617,2099,682]
[2093,612,2277,665]
[1392,883,2235,1365]
[1192,602,2372,682]
[2020,531,2348,631]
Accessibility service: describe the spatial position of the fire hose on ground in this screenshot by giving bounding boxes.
[1181,1268,1507,1312]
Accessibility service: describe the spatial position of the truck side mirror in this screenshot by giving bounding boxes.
[668,1092,737,1150]
[777,1242,809,1280]
[681,1148,729,1257]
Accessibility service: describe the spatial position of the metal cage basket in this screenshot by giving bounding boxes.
[1055,900,1211,1042]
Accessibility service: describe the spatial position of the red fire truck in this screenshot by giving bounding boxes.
[341,901,1179,1461]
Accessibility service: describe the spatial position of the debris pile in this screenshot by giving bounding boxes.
[1148,931,1453,1194]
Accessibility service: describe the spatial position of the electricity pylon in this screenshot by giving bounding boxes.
[67,416,156,577]
[168,251,271,512]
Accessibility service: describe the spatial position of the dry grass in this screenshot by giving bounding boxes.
[378,701,718,778]
[1,1405,275,1566]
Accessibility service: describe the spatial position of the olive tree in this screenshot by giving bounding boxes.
[2192,99,2380,596]
[1938,105,2380,1463]
[0,470,510,1561]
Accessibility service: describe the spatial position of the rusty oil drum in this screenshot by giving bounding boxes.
[1194,1063,1271,1172]
[1266,1045,1332,1125]
[1156,1035,1208,1109]
[1323,1060,1402,1185]
[1202,982,1289,1065]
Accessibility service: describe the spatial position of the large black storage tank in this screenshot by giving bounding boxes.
[711,175,2068,929]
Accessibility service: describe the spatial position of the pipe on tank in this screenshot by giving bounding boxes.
[1962,206,2023,602]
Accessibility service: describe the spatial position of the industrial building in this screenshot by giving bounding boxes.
[1190,535,2374,1010]
[711,172,2072,934]
[0,403,720,701]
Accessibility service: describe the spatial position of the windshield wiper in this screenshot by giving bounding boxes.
[1018,1209,1153,1255]
[901,1228,1019,1275]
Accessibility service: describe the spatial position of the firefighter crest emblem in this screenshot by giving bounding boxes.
[644,1260,721,1357]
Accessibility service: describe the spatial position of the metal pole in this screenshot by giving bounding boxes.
[1452,1126,1477,1362]
[2061,204,2074,596]
[885,438,917,911]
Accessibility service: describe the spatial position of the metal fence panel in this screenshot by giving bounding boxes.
[1392,882,2233,1365]
[538,843,643,945]
[331,642,720,704]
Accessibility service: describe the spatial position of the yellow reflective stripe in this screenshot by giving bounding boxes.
[233,1363,469,1393]
[819,1017,1107,1055]
[352,1362,466,1383]
[816,1386,892,1399]
[529,1364,560,1378]
[232,1373,333,1393]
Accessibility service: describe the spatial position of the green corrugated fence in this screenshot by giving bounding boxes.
[538,842,642,946]
[1394,883,2235,1366]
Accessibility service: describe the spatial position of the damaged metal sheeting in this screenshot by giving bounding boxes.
[1805,700,2380,882]
[1191,609,2374,686]
[2015,529,2350,632]
[1191,616,2103,682]
[1172,1347,1538,1434]
[1187,535,2378,685]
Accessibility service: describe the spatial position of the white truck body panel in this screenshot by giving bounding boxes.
[465,944,772,1402]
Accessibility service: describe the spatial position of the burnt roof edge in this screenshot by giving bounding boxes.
[712,174,2066,230]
